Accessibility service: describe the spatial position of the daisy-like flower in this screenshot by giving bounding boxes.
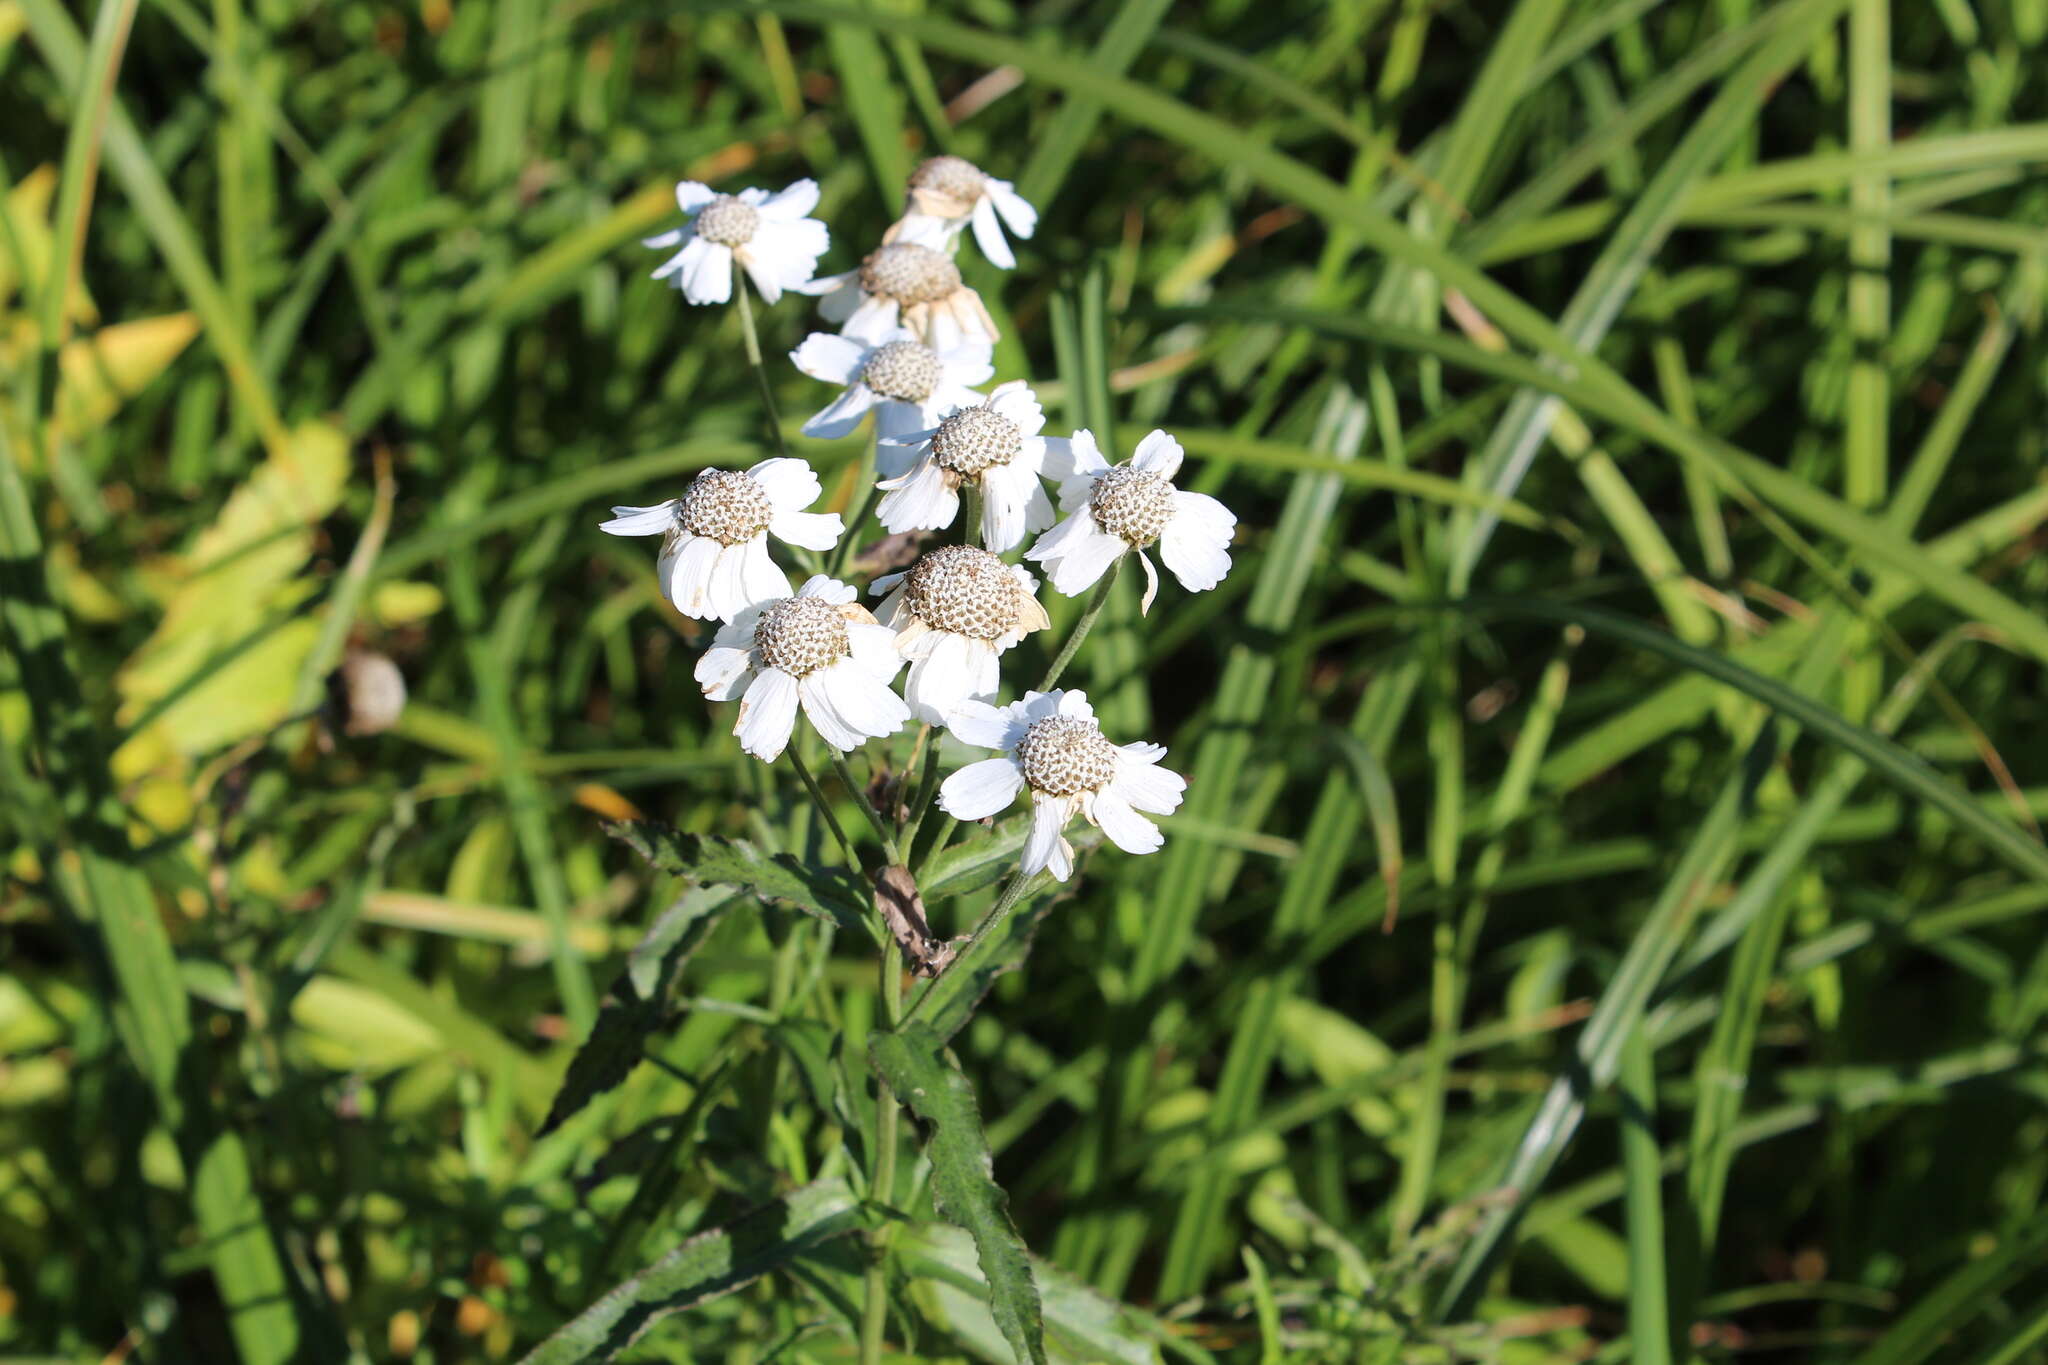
[600,458,843,622]
[1028,429,1236,614]
[695,575,911,762]
[938,690,1186,881]
[871,545,1050,723]
[645,180,829,305]
[790,326,993,455]
[883,155,1039,269]
[799,242,998,349]
[875,381,1062,552]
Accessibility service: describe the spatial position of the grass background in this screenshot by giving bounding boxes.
[4,0,2048,1360]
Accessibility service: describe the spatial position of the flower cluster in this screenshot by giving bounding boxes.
[605,158,1241,881]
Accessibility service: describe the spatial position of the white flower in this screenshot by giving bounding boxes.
[694,575,911,762]
[799,242,998,349]
[1027,429,1236,614]
[884,155,1039,269]
[600,458,844,621]
[645,180,829,305]
[875,382,1064,552]
[871,544,1050,724]
[790,327,993,457]
[938,690,1185,881]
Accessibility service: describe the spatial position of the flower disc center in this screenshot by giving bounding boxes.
[860,244,962,306]
[754,595,849,677]
[1088,467,1176,545]
[910,155,987,201]
[861,340,943,403]
[679,469,773,546]
[903,545,1017,641]
[1016,715,1117,797]
[931,405,1022,477]
[694,195,759,247]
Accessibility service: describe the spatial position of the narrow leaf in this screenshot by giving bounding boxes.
[607,820,869,933]
[538,888,730,1135]
[871,1021,1046,1365]
[519,1179,864,1365]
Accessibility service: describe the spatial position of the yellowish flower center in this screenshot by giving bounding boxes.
[1015,715,1117,797]
[754,595,849,677]
[902,545,1020,641]
[679,469,772,545]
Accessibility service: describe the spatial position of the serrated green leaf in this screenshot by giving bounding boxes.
[607,820,869,934]
[897,1222,1168,1365]
[870,1021,1046,1365]
[538,888,730,1136]
[518,1179,864,1365]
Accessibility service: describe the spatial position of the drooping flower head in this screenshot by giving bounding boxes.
[800,242,998,349]
[695,575,910,762]
[790,327,992,452]
[884,155,1039,269]
[1027,429,1236,613]
[938,690,1186,881]
[876,381,1063,552]
[644,180,830,305]
[871,545,1050,723]
[600,458,843,621]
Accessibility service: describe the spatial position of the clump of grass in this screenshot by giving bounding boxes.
[4,2,2048,1362]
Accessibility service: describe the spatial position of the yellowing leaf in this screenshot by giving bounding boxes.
[50,312,198,440]
[290,977,443,1073]
[116,421,350,761]
[0,164,95,323]
[370,580,443,625]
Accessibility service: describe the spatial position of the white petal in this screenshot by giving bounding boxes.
[664,534,723,618]
[1045,428,1108,485]
[600,502,676,536]
[1090,788,1163,855]
[970,198,1016,268]
[792,332,870,385]
[1023,794,1072,880]
[843,296,901,341]
[940,757,1026,820]
[1131,429,1185,479]
[1017,691,1065,723]
[745,219,829,300]
[711,610,761,650]
[771,509,845,552]
[889,211,956,249]
[1158,492,1236,592]
[938,344,995,389]
[848,621,904,681]
[642,227,686,250]
[748,456,823,511]
[762,178,821,220]
[1043,521,1126,596]
[988,180,1037,239]
[706,541,762,619]
[695,646,755,701]
[680,240,734,304]
[945,700,1014,751]
[875,403,935,452]
[978,467,1030,553]
[1113,748,1186,816]
[1055,690,1096,722]
[904,632,992,724]
[802,384,879,439]
[987,381,1044,435]
[1023,507,1092,564]
[734,669,800,761]
[814,661,911,748]
[876,457,959,533]
[742,536,791,605]
[797,574,856,603]
[675,181,717,213]
[798,671,867,751]
[1136,548,1160,615]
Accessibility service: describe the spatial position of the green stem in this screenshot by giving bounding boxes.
[831,430,882,579]
[859,946,905,1364]
[787,745,861,870]
[1036,555,1122,692]
[830,750,901,864]
[897,729,945,854]
[902,867,1038,1024]
[733,273,793,463]
[962,480,984,548]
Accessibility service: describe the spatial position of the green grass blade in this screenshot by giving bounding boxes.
[1619,1034,1675,1365]
[1845,1221,2048,1365]
[1016,0,1175,211]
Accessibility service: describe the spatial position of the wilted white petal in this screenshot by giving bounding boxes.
[695,646,755,701]
[665,534,723,618]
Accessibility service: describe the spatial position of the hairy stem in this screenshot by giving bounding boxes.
[1037,554,1123,691]
[830,750,901,864]
[786,745,861,870]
